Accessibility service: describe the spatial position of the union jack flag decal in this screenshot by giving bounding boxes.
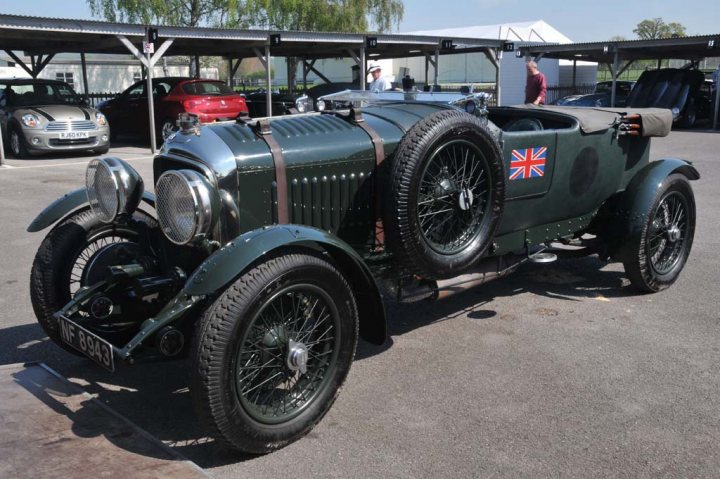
[509,147,547,180]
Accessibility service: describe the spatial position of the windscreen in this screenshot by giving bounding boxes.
[1,82,83,106]
[182,81,235,96]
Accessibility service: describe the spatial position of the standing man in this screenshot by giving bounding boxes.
[367,63,390,92]
[525,60,547,105]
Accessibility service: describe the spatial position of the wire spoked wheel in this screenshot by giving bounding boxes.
[648,191,688,276]
[623,173,696,293]
[418,139,490,255]
[192,253,358,453]
[30,209,157,352]
[385,109,505,279]
[236,284,340,424]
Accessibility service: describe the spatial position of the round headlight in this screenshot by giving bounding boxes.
[155,170,215,245]
[95,112,108,127]
[316,100,326,112]
[86,157,144,223]
[22,114,40,128]
[465,100,477,115]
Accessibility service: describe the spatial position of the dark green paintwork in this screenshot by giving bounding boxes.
[183,224,386,344]
[27,188,157,232]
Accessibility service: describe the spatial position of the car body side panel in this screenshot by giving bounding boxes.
[497,126,645,237]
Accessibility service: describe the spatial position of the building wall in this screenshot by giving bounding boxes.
[37,63,218,93]
[558,63,597,86]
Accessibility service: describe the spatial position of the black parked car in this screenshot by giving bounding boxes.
[624,68,707,128]
[556,80,635,107]
[244,82,358,117]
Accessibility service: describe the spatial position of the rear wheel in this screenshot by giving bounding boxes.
[191,252,358,453]
[622,174,695,292]
[680,103,697,129]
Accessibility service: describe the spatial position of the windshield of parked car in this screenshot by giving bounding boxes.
[182,81,235,96]
[595,82,633,96]
[0,82,83,107]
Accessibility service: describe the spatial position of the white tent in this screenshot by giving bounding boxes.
[401,20,596,105]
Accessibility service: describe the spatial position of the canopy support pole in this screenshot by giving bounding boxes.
[610,50,620,107]
[254,46,272,117]
[116,34,175,154]
[80,53,89,101]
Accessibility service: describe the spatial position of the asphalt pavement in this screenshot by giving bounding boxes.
[1,130,719,478]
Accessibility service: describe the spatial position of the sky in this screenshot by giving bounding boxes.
[0,0,719,42]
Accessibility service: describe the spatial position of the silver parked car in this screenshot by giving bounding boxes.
[0,79,110,158]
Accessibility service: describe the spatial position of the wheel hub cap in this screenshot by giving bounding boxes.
[287,339,308,374]
[458,188,474,211]
[667,225,681,243]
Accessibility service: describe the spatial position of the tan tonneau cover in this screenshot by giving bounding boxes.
[512,104,673,137]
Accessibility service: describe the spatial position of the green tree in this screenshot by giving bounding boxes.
[239,0,404,90]
[87,0,239,27]
[633,18,686,39]
[88,0,404,88]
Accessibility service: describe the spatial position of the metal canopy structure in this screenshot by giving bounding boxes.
[0,14,504,160]
[522,35,720,127]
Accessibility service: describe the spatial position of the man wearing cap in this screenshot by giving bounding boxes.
[367,63,390,92]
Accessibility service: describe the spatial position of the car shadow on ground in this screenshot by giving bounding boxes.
[0,255,635,467]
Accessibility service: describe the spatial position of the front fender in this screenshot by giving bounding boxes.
[27,187,156,233]
[184,225,386,344]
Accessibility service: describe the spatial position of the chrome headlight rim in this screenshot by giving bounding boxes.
[86,157,144,224]
[22,113,40,128]
[155,169,215,246]
[295,95,309,113]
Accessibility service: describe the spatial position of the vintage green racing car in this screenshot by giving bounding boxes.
[27,89,698,453]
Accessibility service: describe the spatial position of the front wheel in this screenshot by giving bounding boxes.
[191,252,358,453]
[9,126,29,158]
[622,174,696,292]
[30,209,157,353]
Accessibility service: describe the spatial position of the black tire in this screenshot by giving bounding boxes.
[384,110,505,279]
[680,103,697,129]
[158,118,176,145]
[622,174,696,293]
[191,252,358,454]
[9,126,29,159]
[94,145,110,155]
[30,208,157,353]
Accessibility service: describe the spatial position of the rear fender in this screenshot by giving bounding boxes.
[184,225,386,345]
[27,187,156,233]
[606,158,699,258]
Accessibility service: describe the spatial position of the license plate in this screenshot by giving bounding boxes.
[58,316,115,372]
[59,131,90,139]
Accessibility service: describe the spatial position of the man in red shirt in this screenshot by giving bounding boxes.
[525,60,547,105]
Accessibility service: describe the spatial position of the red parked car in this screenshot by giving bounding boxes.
[99,77,248,143]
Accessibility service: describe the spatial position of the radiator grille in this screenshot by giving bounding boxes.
[45,120,97,131]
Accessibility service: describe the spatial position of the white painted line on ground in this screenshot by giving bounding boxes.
[0,155,155,170]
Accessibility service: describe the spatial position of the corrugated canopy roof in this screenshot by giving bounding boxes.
[523,35,720,63]
[0,14,504,59]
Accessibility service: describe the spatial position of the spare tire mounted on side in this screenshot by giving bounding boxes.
[384,110,505,279]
